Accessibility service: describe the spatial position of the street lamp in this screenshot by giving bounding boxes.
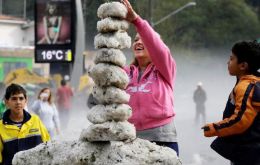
[152,2,196,27]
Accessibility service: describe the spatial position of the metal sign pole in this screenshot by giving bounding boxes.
[70,0,85,90]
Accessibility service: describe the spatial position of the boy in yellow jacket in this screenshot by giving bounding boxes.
[202,40,260,165]
[0,83,50,165]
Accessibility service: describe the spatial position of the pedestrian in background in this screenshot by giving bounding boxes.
[0,83,50,164]
[0,98,7,120]
[56,79,73,130]
[193,81,207,125]
[31,87,60,138]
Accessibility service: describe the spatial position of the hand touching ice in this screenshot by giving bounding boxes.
[121,0,138,22]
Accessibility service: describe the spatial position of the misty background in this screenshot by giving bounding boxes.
[1,0,260,164]
[57,48,234,165]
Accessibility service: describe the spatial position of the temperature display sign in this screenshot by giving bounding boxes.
[36,49,72,62]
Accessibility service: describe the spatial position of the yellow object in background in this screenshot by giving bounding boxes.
[51,74,63,88]
[3,68,50,86]
[78,74,90,92]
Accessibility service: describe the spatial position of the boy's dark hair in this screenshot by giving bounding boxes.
[4,84,27,100]
[232,40,260,76]
[61,79,66,86]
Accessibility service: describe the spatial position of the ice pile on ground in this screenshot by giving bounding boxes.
[12,2,181,165]
[13,138,181,165]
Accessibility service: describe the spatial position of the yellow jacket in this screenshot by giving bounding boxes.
[0,110,50,165]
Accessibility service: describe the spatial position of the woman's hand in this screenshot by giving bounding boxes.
[121,0,138,22]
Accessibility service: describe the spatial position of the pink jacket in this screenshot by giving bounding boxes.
[125,17,177,131]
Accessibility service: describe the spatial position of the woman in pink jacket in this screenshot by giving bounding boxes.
[122,0,179,155]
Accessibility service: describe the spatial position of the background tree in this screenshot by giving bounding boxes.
[246,0,260,18]
[141,0,260,48]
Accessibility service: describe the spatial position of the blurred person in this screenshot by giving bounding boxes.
[193,81,207,125]
[31,88,60,138]
[0,99,6,120]
[0,83,6,120]
[0,82,4,99]
[122,0,179,155]
[56,79,73,130]
[202,40,260,165]
[0,84,50,165]
[63,75,73,90]
[37,1,62,44]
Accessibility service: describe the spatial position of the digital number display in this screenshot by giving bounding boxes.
[36,49,72,62]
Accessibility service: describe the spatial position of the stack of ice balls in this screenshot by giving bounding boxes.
[80,1,136,142]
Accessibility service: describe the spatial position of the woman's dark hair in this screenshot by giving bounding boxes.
[232,40,260,76]
[61,79,66,86]
[45,1,58,16]
[4,84,27,100]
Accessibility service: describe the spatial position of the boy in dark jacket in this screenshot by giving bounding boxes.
[202,40,260,165]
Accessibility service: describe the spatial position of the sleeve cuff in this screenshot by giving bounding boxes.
[132,16,142,26]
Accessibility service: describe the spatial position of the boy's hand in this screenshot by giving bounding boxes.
[201,125,210,131]
[202,123,216,137]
